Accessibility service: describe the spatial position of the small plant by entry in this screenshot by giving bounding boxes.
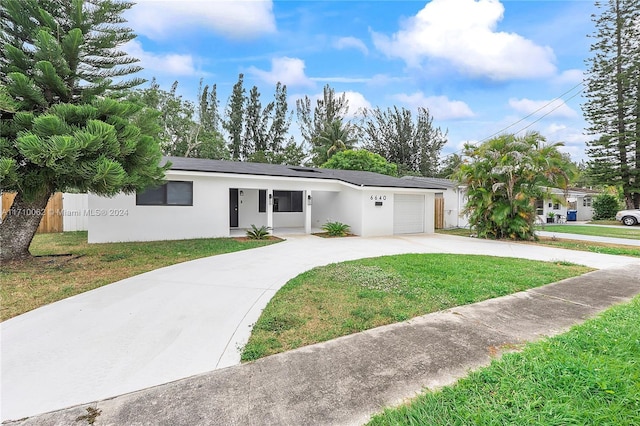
[322,221,350,237]
[246,225,271,240]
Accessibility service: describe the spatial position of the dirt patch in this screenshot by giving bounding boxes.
[233,236,283,242]
[311,232,357,238]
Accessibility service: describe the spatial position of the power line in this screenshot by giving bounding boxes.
[476,81,584,144]
[441,81,585,160]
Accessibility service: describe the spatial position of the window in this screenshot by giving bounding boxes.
[258,190,266,213]
[535,198,544,215]
[583,197,592,207]
[136,181,193,206]
[273,190,303,212]
[553,203,560,210]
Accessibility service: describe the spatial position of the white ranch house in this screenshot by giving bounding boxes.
[88,157,446,243]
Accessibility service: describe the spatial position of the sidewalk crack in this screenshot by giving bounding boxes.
[528,290,596,309]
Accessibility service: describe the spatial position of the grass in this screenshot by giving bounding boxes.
[367,295,640,425]
[1,231,277,321]
[240,254,591,362]
[589,219,623,226]
[540,224,640,240]
[437,228,640,258]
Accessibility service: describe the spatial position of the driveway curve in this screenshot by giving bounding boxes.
[2,233,638,421]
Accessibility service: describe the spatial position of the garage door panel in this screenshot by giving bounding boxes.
[394,194,425,234]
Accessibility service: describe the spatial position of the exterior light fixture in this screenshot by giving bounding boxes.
[239,190,244,196]
[307,194,313,205]
[269,193,273,205]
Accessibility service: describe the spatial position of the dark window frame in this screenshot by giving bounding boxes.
[258,190,267,213]
[136,181,193,206]
[273,190,303,213]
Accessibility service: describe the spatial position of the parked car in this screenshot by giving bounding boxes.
[615,209,640,226]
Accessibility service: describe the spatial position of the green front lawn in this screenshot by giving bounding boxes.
[437,228,640,257]
[1,231,278,321]
[540,224,640,240]
[368,295,640,425]
[241,254,591,361]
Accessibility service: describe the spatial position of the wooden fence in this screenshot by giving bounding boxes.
[1,192,64,233]
[435,197,444,229]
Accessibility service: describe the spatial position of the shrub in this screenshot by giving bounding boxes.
[322,221,350,236]
[592,194,621,220]
[246,225,271,240]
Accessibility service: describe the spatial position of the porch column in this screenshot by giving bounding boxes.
[267,189,274,233]
[305,190,312,234]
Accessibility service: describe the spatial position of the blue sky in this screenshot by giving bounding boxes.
[123,0,596,163]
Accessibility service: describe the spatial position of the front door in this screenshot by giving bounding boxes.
[229,188,239,227]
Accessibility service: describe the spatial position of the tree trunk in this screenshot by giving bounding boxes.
[0,191,51,262]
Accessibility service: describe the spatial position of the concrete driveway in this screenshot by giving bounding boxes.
[2,233,638,421]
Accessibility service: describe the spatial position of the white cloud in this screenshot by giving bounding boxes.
[127,0,276,40]
[124,40,199,76]
[394,92,474,120]
[248,57,314,88]
[371,0,556,80]
[334,37,369,55]
[342,91,372,117]
[509,98,578,119]
[554,69,585,85]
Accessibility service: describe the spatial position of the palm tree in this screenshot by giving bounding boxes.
[312,119,357,165]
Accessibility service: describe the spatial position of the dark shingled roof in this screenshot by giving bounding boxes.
[402,176,460,189]
[163,156,446,190]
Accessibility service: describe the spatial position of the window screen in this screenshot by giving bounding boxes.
[136,181,193,206]
[273,191,303,212]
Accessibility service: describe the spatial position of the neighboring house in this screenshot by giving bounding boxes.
[87,157,446,243]
[535,187,600,222]
[403,177,600,227]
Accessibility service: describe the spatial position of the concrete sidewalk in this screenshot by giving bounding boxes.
[2,234,639,422]
[8,263,640,426]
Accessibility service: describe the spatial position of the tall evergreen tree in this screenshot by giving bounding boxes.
[584,0,640,208]
[0,0,166,261]
[223,73,245,160]
[360,106,447,176]
[243,85,271,160]
[268,82,292,158]
[296,84,349,165]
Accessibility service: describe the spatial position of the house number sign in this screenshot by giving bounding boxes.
[370,195,387,201]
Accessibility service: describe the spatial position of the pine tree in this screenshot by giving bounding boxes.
[243,85,269,160]
[296,84,349,165]
[223,74,245,160]
[268,82,292,158]
[360,106,447,176]
[0,0,167,261]
[584,0,640,208]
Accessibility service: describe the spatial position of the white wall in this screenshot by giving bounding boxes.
[334,186,363,236]
[238,189,267,229]
[576,196,595,221]
[310,191,340,230]
[62,193,88,231]
[89,173,228,243]
[361,189,394,236]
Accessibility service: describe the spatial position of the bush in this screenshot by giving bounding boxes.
[246,225,271,240]
[322,221,351,237]
[592,194,621,220]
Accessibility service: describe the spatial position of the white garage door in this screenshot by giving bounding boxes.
[394,194,425,234]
